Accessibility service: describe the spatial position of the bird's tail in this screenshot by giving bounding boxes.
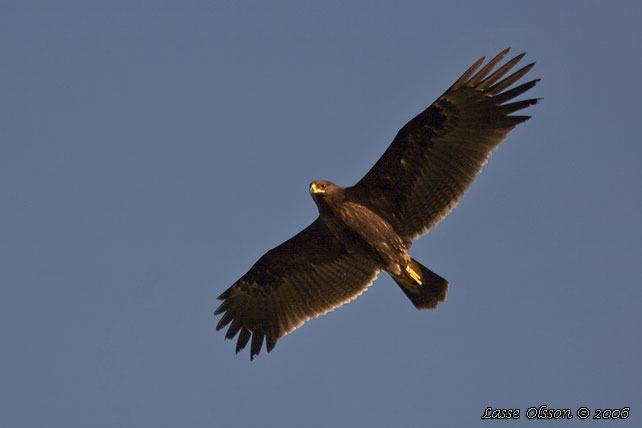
[390,258,449,310]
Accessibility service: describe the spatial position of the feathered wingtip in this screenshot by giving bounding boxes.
[214,286,271,361]
[448,48,541,123]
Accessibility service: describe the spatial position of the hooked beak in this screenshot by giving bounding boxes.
[310,182,325,194]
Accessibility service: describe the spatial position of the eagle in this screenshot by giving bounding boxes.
[215,48,539,359]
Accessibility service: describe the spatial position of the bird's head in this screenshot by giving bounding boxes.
[309,180,341,201]
[309,179,330,196]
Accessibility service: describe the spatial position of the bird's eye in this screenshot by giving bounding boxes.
[320,184,326,189]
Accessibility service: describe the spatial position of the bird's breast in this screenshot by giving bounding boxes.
[325,201,408,271]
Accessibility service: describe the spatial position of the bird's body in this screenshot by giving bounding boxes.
[215,48,540,359]
[312,181,409,276]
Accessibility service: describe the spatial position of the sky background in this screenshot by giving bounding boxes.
[1,1,641,427]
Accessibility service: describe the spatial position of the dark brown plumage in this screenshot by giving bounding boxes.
[215,48,539,359]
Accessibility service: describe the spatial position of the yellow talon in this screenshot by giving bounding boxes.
[406,265,422,285]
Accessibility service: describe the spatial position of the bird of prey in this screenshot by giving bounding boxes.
[215,48,539,360]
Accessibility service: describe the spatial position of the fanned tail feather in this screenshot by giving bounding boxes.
[389,258,449,310]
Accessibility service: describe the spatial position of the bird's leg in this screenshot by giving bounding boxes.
[405,265,423,285]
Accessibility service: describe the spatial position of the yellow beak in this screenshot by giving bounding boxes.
[310,183,325,194]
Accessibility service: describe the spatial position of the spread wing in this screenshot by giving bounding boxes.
[215,219,380,360]
[348,48,539,241]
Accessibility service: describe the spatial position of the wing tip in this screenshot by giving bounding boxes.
[509,115,533,124]
[448,55,486,91]
[450,49,535,93]
[493,78,541,104]
[215,310,234,331]
[213,300,228,316]
[486,61,537,95]
[235,328,251,354]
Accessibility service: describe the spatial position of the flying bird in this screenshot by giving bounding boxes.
[215,48,539,359]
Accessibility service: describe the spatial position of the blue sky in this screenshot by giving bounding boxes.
[1,1,641,427]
